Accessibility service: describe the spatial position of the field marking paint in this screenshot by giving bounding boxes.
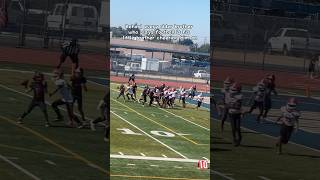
[202,157,209,161]
[111,111,188,159]
[162,154,167,158]
[174,166,183,169]
[110,174,207,180]
[165,115,169,118]
[124,112,128,115]
[159,108,209,131]
[0,154,41,180]
[258,176,271,180]
[151,113,156,117]
[127,164,136,166]
[140,153,146,157]
[213,118,320,153]
[110,154,205,163]
[112,98,200,145]
[45,160,57,166]
[0,143,73,159]
[0,115,109,175]
[211,170,235,180]
[119,152,124,155]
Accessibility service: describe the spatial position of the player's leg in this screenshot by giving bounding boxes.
[236,114,242,146]
[221,107,228,133]
[245,101,257,114]
[57,53,67,69]
[230,114,237,145]
[76,97,86,122]
[18,100,36,123]
[257,103,264,122]
[39,102,50,127]
[51,99,64,121]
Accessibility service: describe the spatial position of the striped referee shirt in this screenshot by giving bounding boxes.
[62,41,80,56]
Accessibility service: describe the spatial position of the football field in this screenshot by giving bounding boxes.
[0,63,108,180]
[211,84,320,180]
[110,82,210,179]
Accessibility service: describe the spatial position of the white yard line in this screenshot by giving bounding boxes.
[111,111,188,159]
[110,154,201,163]
[162,154,167,158]
[140,153,146,157]
[118,152,124,155]
[44,160,57,166]
[258,176,272,180]
[0,154,41,180]
[211,170,235,180]
[159,108,209,131]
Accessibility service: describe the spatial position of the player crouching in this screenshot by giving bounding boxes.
[18,72,50,127]
[275,98,300,155]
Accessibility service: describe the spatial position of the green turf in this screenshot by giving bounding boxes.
[212,117,320,180]
[0,68,108,179]
[110,83,210,179]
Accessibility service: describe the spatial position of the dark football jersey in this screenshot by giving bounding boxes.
[71,76,86,96]
[30,81,46,102]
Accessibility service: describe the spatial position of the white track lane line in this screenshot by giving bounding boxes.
[0,154,41,180]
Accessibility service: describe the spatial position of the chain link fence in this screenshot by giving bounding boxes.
[212,7,320,73]
[1,0,108,54]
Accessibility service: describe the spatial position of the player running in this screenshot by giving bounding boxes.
[49,69,81,127]
[245,80,267,123]
[263,74,277,120]
[188,84,197,99]
[228,83,243,146]
[116,84,126,101]
[220,77,234,133]
[70,68,87,123]
[132,82,138,100]
[275,98,300,154]
[195,93,204,110]
[90,92,109,142]
[139,85,149,106]
[18,72,50,127]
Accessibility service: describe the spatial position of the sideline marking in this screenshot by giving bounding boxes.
[110,174,208,180]
[45,160,57,166]
[111,111,188,159]
[0,143,73,159]
[0,154,41,180]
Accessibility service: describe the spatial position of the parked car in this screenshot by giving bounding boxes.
[124,62,142,72]
[268,28,320,55]
[194,70,210,79]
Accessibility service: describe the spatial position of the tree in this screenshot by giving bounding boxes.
[178,38,194,46]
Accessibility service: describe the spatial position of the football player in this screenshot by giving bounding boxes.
[139,85,149,106]
[18,72,50,127]
[116,84,126,101]
[125,84,135,101]
[221,77,234,133]
[49,69,81,127]
[195,93,204,110]
[245,80,267,123]
[275,98,300,154]
[180,88,187,108]
[228,83,243,146]
[128,73,135,83]
[70,68,87,123]
[263,74,277,120]
[90,92,109,142]
[132,82,138,100]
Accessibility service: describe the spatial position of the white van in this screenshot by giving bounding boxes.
[47,3,98,32]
